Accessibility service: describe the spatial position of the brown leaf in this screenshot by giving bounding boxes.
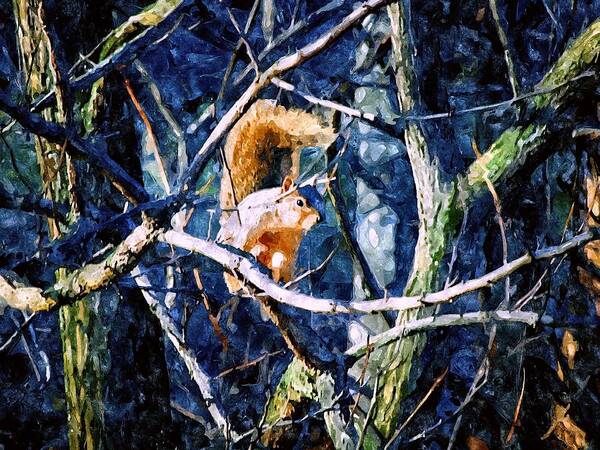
[475,7,486,22]
[577,267,600,295]
[561,330,579,370]
[542,404,587,449]
[583,241,600,269]
[557,359,565,382]
[466,435,490,450]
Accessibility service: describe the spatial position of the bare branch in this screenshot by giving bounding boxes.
[488,0,520,98]
[217,0,261,102]
[124,77,171,194]
[404,70,594,122]
[133,60,188,178]
[160,229,594,315]
[272,77,376,121]
[0,276,55,313]
[180,0,394,191]
[0,312,37,355]
[0,92,149,203]
[51,219,160,302]
[28,0,191,114]
[131,265,234,437]
[394,368,448,438]
[234,0,346,85]
[345,311,538,359]
[357,372,380,449]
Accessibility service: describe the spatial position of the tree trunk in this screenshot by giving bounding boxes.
[369,7,600,446]
[12,1,107,448]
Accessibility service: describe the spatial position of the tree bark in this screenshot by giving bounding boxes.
[12,1,107,448]
[369,8,600,446]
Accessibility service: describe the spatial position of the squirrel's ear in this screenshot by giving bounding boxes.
[281,176,294,193]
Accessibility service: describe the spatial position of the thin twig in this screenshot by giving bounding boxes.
[10,315,40,382]
[171,401,208,425]
[233,391,345,444]
[0,313,37,355]
[233,0,346,85]
[404,70,594,122]
[193,268,229,352]
[505,367,526,443]
[284,243,339,288]
[272,77,376,122]
[123,77,171,194]
[400,360,490,446]
[396,321,498,447]
[226,9,260,78]
[384,368,448,449]
[218,0,261,102]
[217,349,284,378]
[134,60,188,178]
[446,414,463,450]
[472,138,511,308]
[357,372,381,449]
[346,335,372,431]
[132,265,235,437]
[345,311,537,359]
[488,0,520,98]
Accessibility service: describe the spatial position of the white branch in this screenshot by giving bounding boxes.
[345,310,538,358]
[131,266,235,438]
[160,229,594,315]
[272,77,376,122]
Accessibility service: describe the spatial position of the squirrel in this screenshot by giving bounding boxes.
[217,99,337,292]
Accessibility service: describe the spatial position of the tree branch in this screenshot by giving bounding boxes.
[160,229,595,315]
[233,0,346,85]
[180,0,394,191]
[51,219,160,301]
[29,0,191,114]
[0,92,149,203]
[131,265,234,437]
[345,310,538,359]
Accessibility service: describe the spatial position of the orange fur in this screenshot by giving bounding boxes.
[218,100,335,293]
[219,99,336,222]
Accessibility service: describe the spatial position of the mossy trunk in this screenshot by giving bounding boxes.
[12,1,107,448]
[363,4,458,443]
[369,9,600,446]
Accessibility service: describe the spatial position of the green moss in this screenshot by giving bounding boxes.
[265,358,318,424]
[535,18,600,109]
[83,0,183,132]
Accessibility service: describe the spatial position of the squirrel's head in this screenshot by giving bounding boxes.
[275,176,325,231]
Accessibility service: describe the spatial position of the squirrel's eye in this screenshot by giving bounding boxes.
[296,199,304,207]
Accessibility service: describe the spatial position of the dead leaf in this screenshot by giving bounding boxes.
[542,404,587,449]
[557,360,564,382]
[577,267,600,295]
[466,435,490,450]
[475,7,486,22]
[561,330,579,370]
[583,241,600,269]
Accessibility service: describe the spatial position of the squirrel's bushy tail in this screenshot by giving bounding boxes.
[219,100,337,219]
